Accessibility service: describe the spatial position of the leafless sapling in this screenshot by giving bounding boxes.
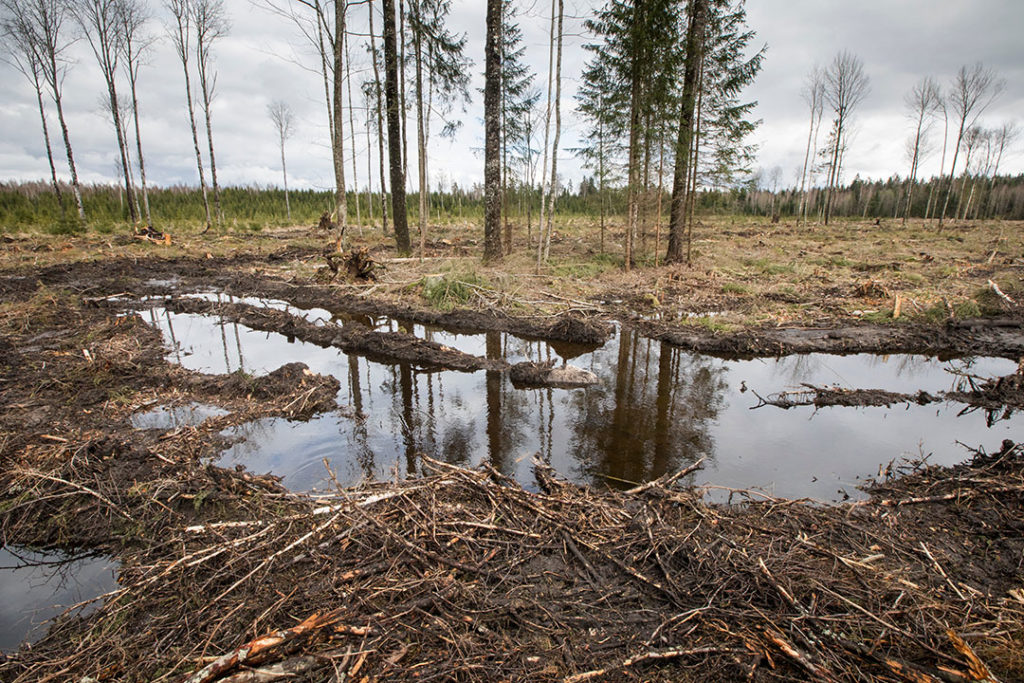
[938,63,1004,227]
[267,99,295,221]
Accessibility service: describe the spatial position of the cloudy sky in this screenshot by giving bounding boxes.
[1,0,1022,193]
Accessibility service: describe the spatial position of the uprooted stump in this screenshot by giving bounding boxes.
[317,248,378,283]
[510,359,600,389]
[316,211,338,233]
[133,225,171,245]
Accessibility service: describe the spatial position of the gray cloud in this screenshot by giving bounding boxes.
[1,0,1021,194]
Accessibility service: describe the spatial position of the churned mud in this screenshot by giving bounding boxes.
[0,252,1022,681]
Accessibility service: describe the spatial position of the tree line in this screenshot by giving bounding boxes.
[6,1,1016,271]
[1,0,767,269]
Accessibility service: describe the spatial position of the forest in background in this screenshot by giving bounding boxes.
[3,171,1024,236]
[1,0,1019,266]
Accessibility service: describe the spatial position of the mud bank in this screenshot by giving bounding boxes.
[639,317,1024,359]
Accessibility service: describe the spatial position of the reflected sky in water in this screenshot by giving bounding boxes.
[0,548,117,652]
[144,306,1021,502]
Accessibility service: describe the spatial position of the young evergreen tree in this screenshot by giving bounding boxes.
[580,0,682,270]
[668,0,762,264]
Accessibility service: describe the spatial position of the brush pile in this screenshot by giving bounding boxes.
[2,445,1022,682]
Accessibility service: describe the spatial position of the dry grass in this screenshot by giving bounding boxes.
[2,215,1021,328]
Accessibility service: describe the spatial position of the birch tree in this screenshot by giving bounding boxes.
[167,0,212,231]
[938,63,1003,227]
[1,3,64,212]
[821,51,869,225]
[331,0,347,238]
[902,77,940,224]
[73,0,139,224]
[192,0,227,225]
[985,121,1019,217]
[483,0,502,262]
[119,0,154,226]
[797,66,824,225]
[408,0,471,256]
[3,0,87,222]
[366,0,389,233]
[267,100,294,221]
[539,0,563,265]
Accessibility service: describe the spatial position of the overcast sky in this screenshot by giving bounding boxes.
[1,0,1022,193]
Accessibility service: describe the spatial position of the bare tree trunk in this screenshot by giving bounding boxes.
[197,60,221,224]
[535,0,556,271]
[382,0,409,253]
[343,27,361,232]
[939,126,963,228]
[483,0,502,262]
[399,0,408,182]
[797,69,822,225]
[368,0,389,234]
[598,114,605,255]
[279,132,290,221]
[926,106,949,221]
[413,0,427,258]
[542,0,562,262]
[174,22,212,233]
[332,0,348,245]
[170,0,212,232]
[316,2,334,144]
[686,56,706,263]
[56,94,85,222]
[625,58,641,272]
[75,0,139,225]
[667,0,706,264]
[128,75,151,226]
[33,72,64,213]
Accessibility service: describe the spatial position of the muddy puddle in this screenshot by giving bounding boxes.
[140,299,1021,502]
[130,402,229,430]
[0,547,118,652]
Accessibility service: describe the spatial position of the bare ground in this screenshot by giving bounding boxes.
[0,222,1022,681]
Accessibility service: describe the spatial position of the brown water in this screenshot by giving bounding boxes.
[142,303,1021,502]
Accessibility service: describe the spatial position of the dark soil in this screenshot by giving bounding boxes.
[0,252,1022,681]
[638,317,1024,360]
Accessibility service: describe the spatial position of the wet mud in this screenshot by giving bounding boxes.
[1,254,1023,680]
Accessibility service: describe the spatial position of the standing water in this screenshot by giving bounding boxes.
[142,302,1021,502]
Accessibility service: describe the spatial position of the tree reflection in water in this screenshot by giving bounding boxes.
[568,330,728,488]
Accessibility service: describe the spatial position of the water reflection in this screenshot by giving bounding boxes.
[568,337,728,487]
[0,547,118,652]
[145,308,1022,501]
[130,403,229,430]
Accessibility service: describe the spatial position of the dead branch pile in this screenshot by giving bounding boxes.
[3,449,1022,682]
[751,383,939,409]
